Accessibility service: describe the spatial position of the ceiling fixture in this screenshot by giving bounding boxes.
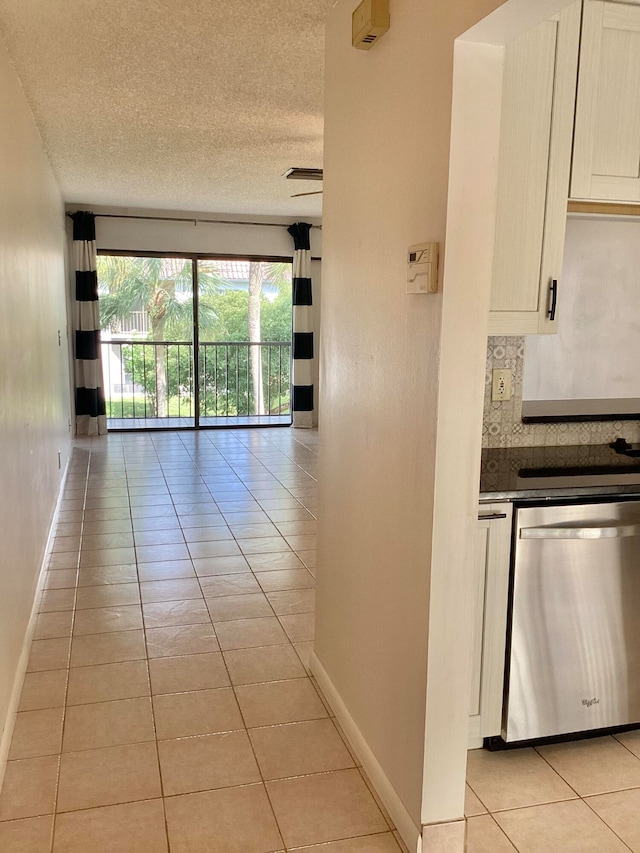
[283,167,323,181]
[283,167,323,198]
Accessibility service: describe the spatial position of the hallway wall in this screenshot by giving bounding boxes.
[0,40,71,778]
[317,0,506,842]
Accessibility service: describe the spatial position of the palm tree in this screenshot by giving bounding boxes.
[98,256,223,417]
[98,255,291,420]
[248,261,291,415]
[248,262,266,415]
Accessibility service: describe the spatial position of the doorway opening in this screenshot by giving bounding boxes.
[97,252,293,430]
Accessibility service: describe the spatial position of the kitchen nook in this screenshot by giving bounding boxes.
[466,2,640,847]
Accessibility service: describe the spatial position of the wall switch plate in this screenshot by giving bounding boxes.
[407,242,439,293]
[492,368,512,401]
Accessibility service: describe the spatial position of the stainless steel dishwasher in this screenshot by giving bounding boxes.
[503,499,640,743]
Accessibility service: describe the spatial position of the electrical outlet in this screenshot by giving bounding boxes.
[492,368,512,402]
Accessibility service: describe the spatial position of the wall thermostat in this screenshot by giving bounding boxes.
[407,242,439,293]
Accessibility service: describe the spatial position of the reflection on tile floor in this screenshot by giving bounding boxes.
[466,736,640,851]
[0,427,403,852]
[107,415,292,430]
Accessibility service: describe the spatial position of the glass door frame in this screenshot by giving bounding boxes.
[97,249,294,431]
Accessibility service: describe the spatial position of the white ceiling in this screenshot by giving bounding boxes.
[0,0,331,217]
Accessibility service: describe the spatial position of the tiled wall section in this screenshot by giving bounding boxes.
[483,336,640,448]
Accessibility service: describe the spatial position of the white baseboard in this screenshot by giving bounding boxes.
[468,714,483,749]
[310,650,422,853]
[0,453,72,793]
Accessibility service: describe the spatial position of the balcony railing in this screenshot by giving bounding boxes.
[101,340,291,427]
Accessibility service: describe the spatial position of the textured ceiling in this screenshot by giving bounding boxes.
[0,0,331,216]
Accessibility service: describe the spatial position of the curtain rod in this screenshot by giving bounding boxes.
[66,212,321,230]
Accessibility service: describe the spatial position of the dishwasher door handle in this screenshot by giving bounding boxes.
[520,522,640,540]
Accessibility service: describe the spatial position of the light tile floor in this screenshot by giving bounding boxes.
[466,734,640,851]
[4,426,639,851]
[0,427,403,852]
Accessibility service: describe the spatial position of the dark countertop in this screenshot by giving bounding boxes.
[480,443,640,502]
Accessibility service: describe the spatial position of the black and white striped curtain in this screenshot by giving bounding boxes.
[288,222,315,428]
[71,211,107,436]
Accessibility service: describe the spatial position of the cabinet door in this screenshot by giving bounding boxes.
[469,504,512,749]
[571,1,640,203]
[488,3,580,335]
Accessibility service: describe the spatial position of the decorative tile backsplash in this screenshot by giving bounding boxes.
[483,337,640,448]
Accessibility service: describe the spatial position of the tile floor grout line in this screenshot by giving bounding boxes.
[124,435,173,853]
[464,779,494,816]
[531,744,584,800]
[48,440,91,853]
[213,616,291,852]
[483,792,583,815]
[579,792,635,852]
[484,812,523,853]
[610,732,640,763]
[201,432,304,852]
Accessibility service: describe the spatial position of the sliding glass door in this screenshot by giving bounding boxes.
[97,253,292,430]
[98,255,195,428]
[197,258,292,426]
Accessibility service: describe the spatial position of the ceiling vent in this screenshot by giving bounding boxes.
[352,0,390,50]
[283,168,323,181]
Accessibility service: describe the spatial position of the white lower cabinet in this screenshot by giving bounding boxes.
[468,503,513,749]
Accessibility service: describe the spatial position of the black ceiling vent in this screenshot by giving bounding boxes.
[283,168,323,181]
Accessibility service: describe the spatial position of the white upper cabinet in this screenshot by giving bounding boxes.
[571,1,640,203]
[489,3,581,335]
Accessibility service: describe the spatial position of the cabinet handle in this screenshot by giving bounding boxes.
[520,522,640,540]
[478,512,508,521]
[548,278,558,321]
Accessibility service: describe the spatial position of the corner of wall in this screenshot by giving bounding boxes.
[310,651,422,853]
[0,455,73,793]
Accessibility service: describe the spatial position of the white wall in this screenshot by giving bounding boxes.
[524,215,640,408]
[85,206,321,257]
[0,41,71,778]
[316,0,506,842]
